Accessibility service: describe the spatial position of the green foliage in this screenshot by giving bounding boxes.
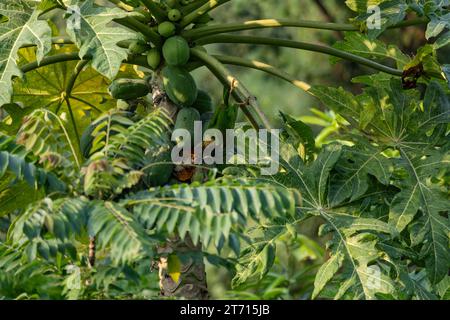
[65,0,140,79]
[347,0,450,39]
[254,78,449,299]
[0,0,52,106]
[127,179,301,252]
[0,0,448,301]
[0,132,66,193]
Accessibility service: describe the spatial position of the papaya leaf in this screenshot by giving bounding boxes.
[308,79,450,293]
[65,0,139,79]
[332,32,410,69]
[0,0,52,106]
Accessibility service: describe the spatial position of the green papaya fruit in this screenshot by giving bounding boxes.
[200,111,214,131]
[158,21,176,37]
[192,90,213,113]
[129,40,150,54]
[143,144,174,187]
[109,79,149,100]
[147,48,161,70]
[162,36,190,66]
[168,9,182,21]
[174,107,201,137]
[207,103,238,134]
[161,66,198,107]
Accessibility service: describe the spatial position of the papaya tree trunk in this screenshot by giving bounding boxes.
[88,236,96,267]
[151,75,209,299]
[157,235,208,299]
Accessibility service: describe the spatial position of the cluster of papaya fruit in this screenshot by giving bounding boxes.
[106,0,238,185]
[109,0,213,115]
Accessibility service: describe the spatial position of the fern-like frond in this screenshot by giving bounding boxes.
[108,108,172,168]
[88,201,152,264]
[82,157,142,198]
[124,179,302,253]
[8,197,87,260]
[0,133,66,193]
[80,110,134,159]
[16,109,81,174]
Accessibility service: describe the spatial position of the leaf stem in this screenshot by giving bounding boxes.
[190,48,271,130]
[66,60,90,97]
[212,55,312,93]
[21,53,81,73]
[140,0,167,23]
[196,35,403,76]
[114,17,162,47]
[20,53,152,73]
[106,0,134,11]
[180,0,209,15]
[69,96,103,113]
[45,110,81,169]
[180,0,231,28]
[183,17,429,39]
[64,97,82,154]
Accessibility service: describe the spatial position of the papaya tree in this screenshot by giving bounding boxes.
[0,0,449,300]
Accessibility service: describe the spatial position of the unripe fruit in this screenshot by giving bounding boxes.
[109,79,150,100]
[174,107,201,138]
[162,36,190,66]
[168,9,182,21]
[192,90,213,113]
[143,145,174,187]
[129,40,149,54]
[158,21,176,37]
[147,48,162,70]
[162,66,198,107]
